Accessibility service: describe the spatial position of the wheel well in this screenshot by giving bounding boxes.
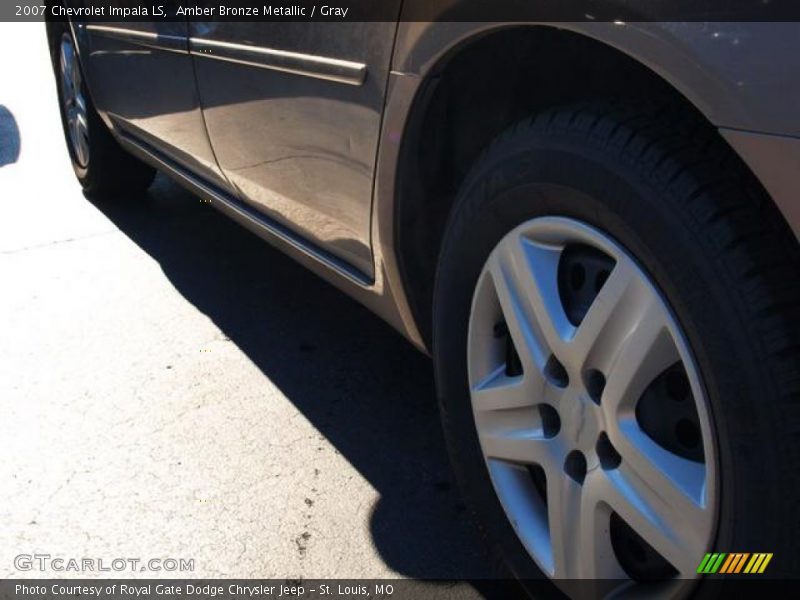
[394,26,719,349]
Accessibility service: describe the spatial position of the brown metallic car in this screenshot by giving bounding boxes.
[47,12,800,594]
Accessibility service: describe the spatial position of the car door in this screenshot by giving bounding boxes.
[78,9,226,187]
[188,18,401,281]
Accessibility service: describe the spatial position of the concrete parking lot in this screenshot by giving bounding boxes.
[0,24,495,592]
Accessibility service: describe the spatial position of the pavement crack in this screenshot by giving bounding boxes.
[1,229,118,255]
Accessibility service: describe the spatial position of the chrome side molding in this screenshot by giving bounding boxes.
[85,25,188,54]
[189,37,367,86]
[85,26,367,86]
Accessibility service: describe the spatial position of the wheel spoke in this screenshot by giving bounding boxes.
[541,469,628,581]
[472,366,539,412]
[486,461,553,574]
[75,136,90,167]
[75,111,88,133]
[568,256,641,370]
[75,91,87,114]
[613,416,710,509]
[488,234,572,373]
[68,114,79,144]
[600,292,679,417]
[75,113,90,161]
[546,472,585,578]
[61,70,72,101]
[60,45,73,98]
[479,427,562,469]
[589,460,709,577]
[487,252,548,376]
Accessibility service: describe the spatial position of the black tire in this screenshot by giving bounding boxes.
[433,101,800,593]
[50,25,155,200]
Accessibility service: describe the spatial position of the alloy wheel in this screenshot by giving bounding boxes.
[467,217,717,593]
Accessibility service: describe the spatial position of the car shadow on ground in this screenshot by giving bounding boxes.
[94,176,526,593]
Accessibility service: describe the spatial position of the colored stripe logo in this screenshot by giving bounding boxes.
[697,552,773,574]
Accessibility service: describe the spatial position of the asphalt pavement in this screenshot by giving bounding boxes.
[0,23,499,593]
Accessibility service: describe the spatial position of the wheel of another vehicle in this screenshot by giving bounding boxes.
[53,28,155,200]
[433,101,800,596]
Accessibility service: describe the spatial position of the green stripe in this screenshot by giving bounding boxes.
[701,553,717,573]
[705,553,719,573]
[697,553,713,573]
[710,553,727,573]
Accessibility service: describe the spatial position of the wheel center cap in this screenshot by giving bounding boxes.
[565,392,601,451]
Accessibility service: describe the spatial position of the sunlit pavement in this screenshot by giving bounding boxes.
[0,24,494,591]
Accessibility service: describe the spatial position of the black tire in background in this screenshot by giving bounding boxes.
[433,101,800,594]
[50,24,155,200]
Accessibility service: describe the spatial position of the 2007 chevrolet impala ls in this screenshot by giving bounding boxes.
[46,6,800,595]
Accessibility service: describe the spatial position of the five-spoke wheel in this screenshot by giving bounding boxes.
[467,217,716,589]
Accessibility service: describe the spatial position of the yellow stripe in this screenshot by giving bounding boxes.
[719,553,736,574]
[744,554,759,573]
[757,553,773,574]
[734,553,750,573]
[746,554,765,574]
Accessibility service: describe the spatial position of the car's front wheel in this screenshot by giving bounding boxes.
[433,102,800,596]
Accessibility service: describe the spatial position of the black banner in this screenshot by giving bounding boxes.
[1,580,503,600]
[2,579,799,600]
[7,0,800,23]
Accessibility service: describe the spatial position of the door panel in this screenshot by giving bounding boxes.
[80,13,225,186]
[189,19,400,279]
